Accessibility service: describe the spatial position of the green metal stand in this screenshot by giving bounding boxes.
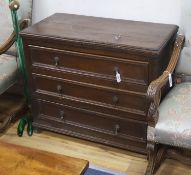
[9,0,33,136]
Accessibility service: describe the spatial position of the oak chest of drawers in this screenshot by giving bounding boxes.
[21,13,178,154]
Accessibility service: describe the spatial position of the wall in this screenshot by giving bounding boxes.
[180,0,191,46]
[32,0,181,25]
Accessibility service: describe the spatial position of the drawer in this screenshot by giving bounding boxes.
[32,65,148,93]
[30,45,149,85]
[34,92,147,121]
[33,117,147,154]
[33,75,147,112]
[34,99,147,140]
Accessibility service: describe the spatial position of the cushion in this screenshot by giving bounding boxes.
[176,47,191,75]
[0,54,18,95]
[0,0,13,47]
[147,82,191,149]
[17,0,33,23]
[180,0,191,47]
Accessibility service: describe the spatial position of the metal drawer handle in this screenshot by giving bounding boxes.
[114,124,120,135]
[57,84,62,93]
[60,110,65,120]
[114,67,121,83]
[54,56,59,67]
[112,95,119,105]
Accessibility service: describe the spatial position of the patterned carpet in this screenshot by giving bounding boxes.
[85,168,115,175]
[85,165,127,175]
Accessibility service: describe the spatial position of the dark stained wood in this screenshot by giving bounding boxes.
[33,116,147,154]
[30,45,149,85]
[0,141,89,175]
[33,92,147,121]
[34,99,147,140]
[21,13,178,154]
[145,142,167,175]
[32,74,147,112]
[21,13,178,56]
[145,142,191,175]
[32,65,148,93]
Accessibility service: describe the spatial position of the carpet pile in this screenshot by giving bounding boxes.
[85,165,127,175]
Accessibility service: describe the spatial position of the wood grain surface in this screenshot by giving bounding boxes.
[0,141,88,175]
[1,122,191,175]
[21,13,178,55]
[20,13,178,154]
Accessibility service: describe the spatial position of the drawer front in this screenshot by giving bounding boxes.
[33,75,147,112]
[34,92,147,121]
[33,117,147,154]
[30,46,149,85]
[32,64,148,93]
[34,99,147,140]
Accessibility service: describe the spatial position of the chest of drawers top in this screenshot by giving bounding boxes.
[21,13,178,57]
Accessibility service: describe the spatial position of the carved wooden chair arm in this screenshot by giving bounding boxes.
[147,34,185,127]
[0,32,16,55]
[0,0,29,55]
[0,20,29,55]
[0,0,19,55]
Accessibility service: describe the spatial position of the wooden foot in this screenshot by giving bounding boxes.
[33,127,42,134]
[145,142,167,175]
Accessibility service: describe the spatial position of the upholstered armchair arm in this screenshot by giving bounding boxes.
[147,34,185,127]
